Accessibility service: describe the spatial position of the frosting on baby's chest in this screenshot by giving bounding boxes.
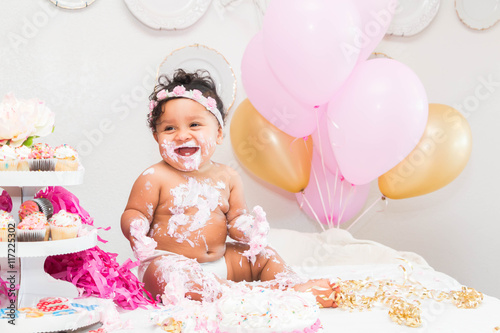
[159,177,228,246]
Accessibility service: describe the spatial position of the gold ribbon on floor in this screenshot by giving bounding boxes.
[332,262,483,328]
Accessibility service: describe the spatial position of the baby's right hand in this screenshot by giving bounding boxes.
[132,234,157,261]
[129,217,157,261]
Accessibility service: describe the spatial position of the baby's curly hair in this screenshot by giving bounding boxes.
[148,69,226,132]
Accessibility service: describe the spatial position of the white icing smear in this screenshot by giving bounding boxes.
[161,139,202,171]
[143,167,155,176]
[146,203,154,217]
[218,287,320,333]
[151,283,321,333]
[145,181,152,191]
[130,217,157,261]
[155,254,221,305]
[151,297,219,333]
[167,177,223,246]
[232,206,270,265]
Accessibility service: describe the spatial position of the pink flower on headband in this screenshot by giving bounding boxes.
[156,89,167,100]
[173,85,186,96]
[206,97,217,109]
[149,100,157,111]
[192,89,202,99]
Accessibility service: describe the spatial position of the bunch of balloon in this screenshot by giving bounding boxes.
[378,104,472,199]
[235,0,431,228]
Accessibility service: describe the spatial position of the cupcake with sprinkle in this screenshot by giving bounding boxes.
[16,145,31,171]
[17,212,49,241]
[54,144,79,171]
[28,143,55,171]
[49,210,81,240]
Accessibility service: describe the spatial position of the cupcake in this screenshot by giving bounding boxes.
[17,212,49,242]
[0,210,15,242]
[18,200,40,221]
[49,210,81,240]
[54,144,79,171]
[0,145,19,171]
[15,145,31,171]
[28,143,55,171]
[18,198,54,221]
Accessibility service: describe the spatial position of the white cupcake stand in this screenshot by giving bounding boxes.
[0,169,104,332]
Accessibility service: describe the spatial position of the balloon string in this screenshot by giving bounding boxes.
[313,107,336,227]
[288,137,300,151]
[330,167,339,228]
[337,177,345,228]
[313,106,334,227]
[310,163,332,229]
[303,134,332,229]
[346,196,386,232]
[338,184,356,229]
[300,191,326,232]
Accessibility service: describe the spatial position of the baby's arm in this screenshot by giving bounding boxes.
[226,169,270,264]
[121,166,160,261]
[226,169,251,242]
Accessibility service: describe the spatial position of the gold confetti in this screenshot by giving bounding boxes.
[450,287,483,309]
[330,263,484,328]
[388,299,422,328]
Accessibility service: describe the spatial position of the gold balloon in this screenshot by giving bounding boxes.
[230,99,313,193]
[378,103,472,199]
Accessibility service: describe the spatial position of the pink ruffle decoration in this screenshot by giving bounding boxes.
[0,275,8,306]
[45,246,156,310]
[35,186,94,225]
[0,275,18,307]
[0,189,12,213]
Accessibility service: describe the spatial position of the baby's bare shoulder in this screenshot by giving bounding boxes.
[211,162,239,176]
[210,162,242,189]
[133,162,172,187]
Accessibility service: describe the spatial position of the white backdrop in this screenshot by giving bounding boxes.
[0,0,498,299]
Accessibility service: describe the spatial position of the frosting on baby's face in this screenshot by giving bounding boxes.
[154,98,223,172]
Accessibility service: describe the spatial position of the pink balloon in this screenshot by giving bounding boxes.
[262,0,361,106]
[351,0,397,63]
[327,59,428,185]
[241,32,325,137]
[296,150,370,226]
[311,112,337,175]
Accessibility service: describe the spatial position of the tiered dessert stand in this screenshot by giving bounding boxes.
[0,168,102,332]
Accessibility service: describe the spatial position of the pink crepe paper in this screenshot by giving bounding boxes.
[0,275,9,306]
[45,246,156,310]
[35,186,94,225]
[0,275,18,307]
[0,189,12,213]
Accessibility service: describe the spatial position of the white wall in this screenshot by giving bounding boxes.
[0,1,498,299]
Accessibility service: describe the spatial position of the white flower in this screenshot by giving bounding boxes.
[0,93,54,147]
[31,99,55,138]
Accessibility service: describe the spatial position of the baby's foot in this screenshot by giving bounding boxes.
[293,279,340,308]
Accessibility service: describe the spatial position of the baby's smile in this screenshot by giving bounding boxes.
[175,146,200,157]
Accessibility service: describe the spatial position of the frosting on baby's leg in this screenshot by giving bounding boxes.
[154,255,222,305]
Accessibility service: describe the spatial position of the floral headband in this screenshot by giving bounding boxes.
[149,85,224,129]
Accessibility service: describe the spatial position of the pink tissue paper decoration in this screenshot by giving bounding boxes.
[35,186,109,243]
[0,189,12,213]
[45,246,155,310]
[0,274,18,307]
[35,186,94,225]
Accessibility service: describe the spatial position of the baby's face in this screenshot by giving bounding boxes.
[154,98,223,172]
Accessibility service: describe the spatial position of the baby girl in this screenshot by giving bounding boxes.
[120,69,338,306]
